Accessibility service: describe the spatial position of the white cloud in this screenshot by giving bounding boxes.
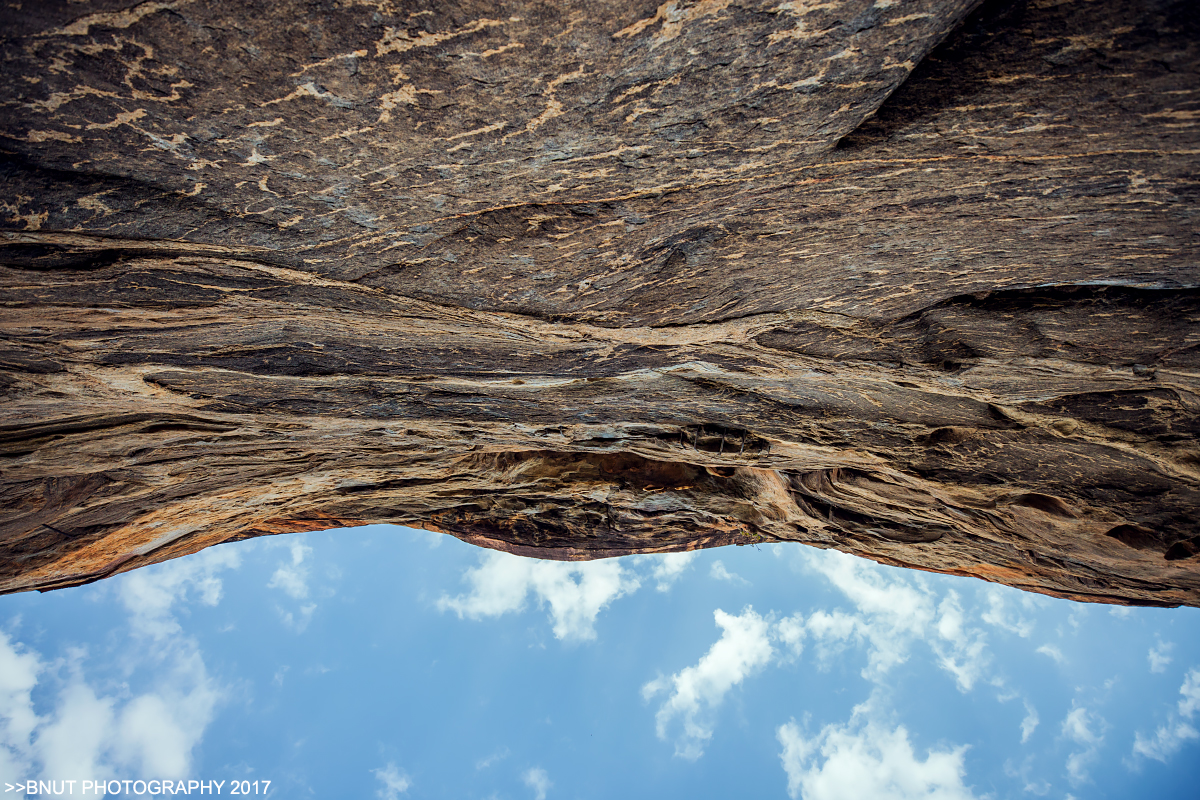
[268,541,312,600]
[1148,641,1173,674]
[1133,667,1200,762]
[643,607,774,760]
[709,560,747,584]
[373,761,411,799]
[1132,718,1199,763]
[639,551,700,592]
[0,552,236,782]
[118,546,241,642]
[800,551,933,680]
[1002,755,1048,795]
[929,592,989,692]
[1061,705,1104,784]
[1182,668,1200,717]
[34,671,113,778]
[980,586,1035,638]
[115,649,222,777]
[776,613,806,661]
[523,766,551,800]
[1035,644,1066,666]
[1062,707,1101,746]
[438,551,532,620]
[777,701,978,800]
[438,551,640,642]
[412,527,444,549]
[475,748,508,770]
[107,556,231,777]
[808,551,934,633]
[801,609,860,668]
[267,542,319,632]
[30,644,221,781]
[1020,702,1039,744]
[799,551,990,689]
[0,629,42,779]
[277,603,317,633]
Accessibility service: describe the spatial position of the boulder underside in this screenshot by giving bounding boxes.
[1,0,1198,605]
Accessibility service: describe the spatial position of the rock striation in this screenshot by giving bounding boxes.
[1,0,1198,605]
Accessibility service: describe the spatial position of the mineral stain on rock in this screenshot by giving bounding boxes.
[0,0,1197,605]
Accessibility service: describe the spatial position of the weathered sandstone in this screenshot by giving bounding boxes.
[1,0,1197,604]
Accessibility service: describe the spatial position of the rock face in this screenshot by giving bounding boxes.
[1,0,1197,605]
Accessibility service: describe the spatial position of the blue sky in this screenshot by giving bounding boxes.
[2,526,1199,799]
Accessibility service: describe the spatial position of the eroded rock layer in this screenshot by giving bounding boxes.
[1,0,1198,604]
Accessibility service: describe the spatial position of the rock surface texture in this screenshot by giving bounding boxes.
[1,0,1198,605]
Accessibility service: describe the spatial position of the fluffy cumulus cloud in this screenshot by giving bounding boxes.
[441,548,997,690]
[797,608,858,667]
[0,630,41,780]
[438,551,640,642]
[709,560,747,584]
[267,541,318,632]
[796,551,991,689]
[1183,669,1200,717]
[523,766,552,800]
[792,554,928,678]
[1035,644,1067,666]
[930,593,990,693]
[119,545,241,642]
[115,651,222,777]
[1061,705,1105,784]
[1147,640,1174,674]
[776,612,807,662]
[373,761,411,798]
[1133,667,1200,762]
[640,551,700,592]
[777,701,978,800]
[1020,702,1040,744]
[33,663,114,779]
[980,586,1037,638]
[640,551,1012,765]
[268,541,312,600]
[0,549,237,781]
[643,607,774,759]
